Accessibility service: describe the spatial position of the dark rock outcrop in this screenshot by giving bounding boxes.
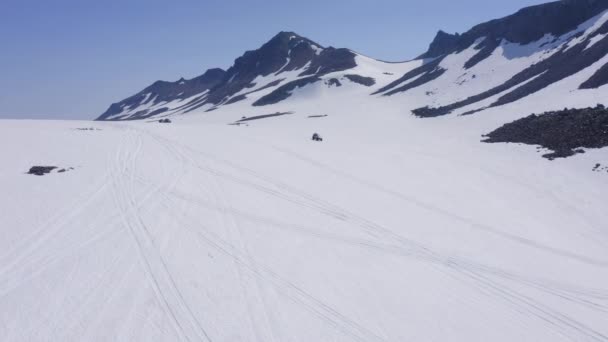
[483,105,608,159]
[580,59,608,88]
[252,76,321,106]
[344,74,376,86]
[327,78,342,87]
[375,58,446,96]
[298,47,357,77]
[421,30,461,59]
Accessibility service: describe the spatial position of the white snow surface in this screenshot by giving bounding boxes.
[1,93,608,341]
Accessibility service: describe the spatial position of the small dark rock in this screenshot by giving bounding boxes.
[28,166,57,176]
[327,78,342,87]
[343,74,376,87]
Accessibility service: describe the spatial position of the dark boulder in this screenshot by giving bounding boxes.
[28,166,57,176]
[327,78,342,87]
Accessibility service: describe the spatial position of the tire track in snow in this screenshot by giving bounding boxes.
[273,146,608,268]
[163,185,608,312]
[199,168,279,342]
[148,132,608,342]
[157,193,388,342]
[110,128,212,342]
[145,127,275,341]
[143,129,388,342]
[131,127,215,342]
[55,245,137,340]
[0,126,181,300]
[0,123,135,270]
[166,188,419,258]
[0,165,114,281]
[0,125,134,297]
[270,147,608,309]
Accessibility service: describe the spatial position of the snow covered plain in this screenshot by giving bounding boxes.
[1,101,608,341]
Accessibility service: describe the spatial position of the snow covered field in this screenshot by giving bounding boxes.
[1,107,607,341]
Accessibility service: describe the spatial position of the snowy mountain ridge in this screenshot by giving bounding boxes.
[97,32,359,120]
[98,0,608,123]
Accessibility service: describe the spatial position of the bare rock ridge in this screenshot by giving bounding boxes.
[420,30,461,59]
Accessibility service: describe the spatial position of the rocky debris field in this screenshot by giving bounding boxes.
[593,163,608,173]
[483,105,608,159]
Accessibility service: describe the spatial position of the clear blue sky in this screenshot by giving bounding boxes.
[0,0,548,120]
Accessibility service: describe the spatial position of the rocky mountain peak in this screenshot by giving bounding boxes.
[227,31,324,79]
[422,30,461,59]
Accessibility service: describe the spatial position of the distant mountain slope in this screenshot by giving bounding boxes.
[97,32,363,120]
[400,0,608,117]
[97,0,608,122]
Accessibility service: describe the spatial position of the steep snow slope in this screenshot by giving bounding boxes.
[1,105,607,341]
[392,6,608,117]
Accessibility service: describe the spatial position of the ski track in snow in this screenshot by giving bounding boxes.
[142,129,389,342]
[271,145,608,266]
[111,127,213,342]
[142,128,608,341]
[1,119,607,341]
